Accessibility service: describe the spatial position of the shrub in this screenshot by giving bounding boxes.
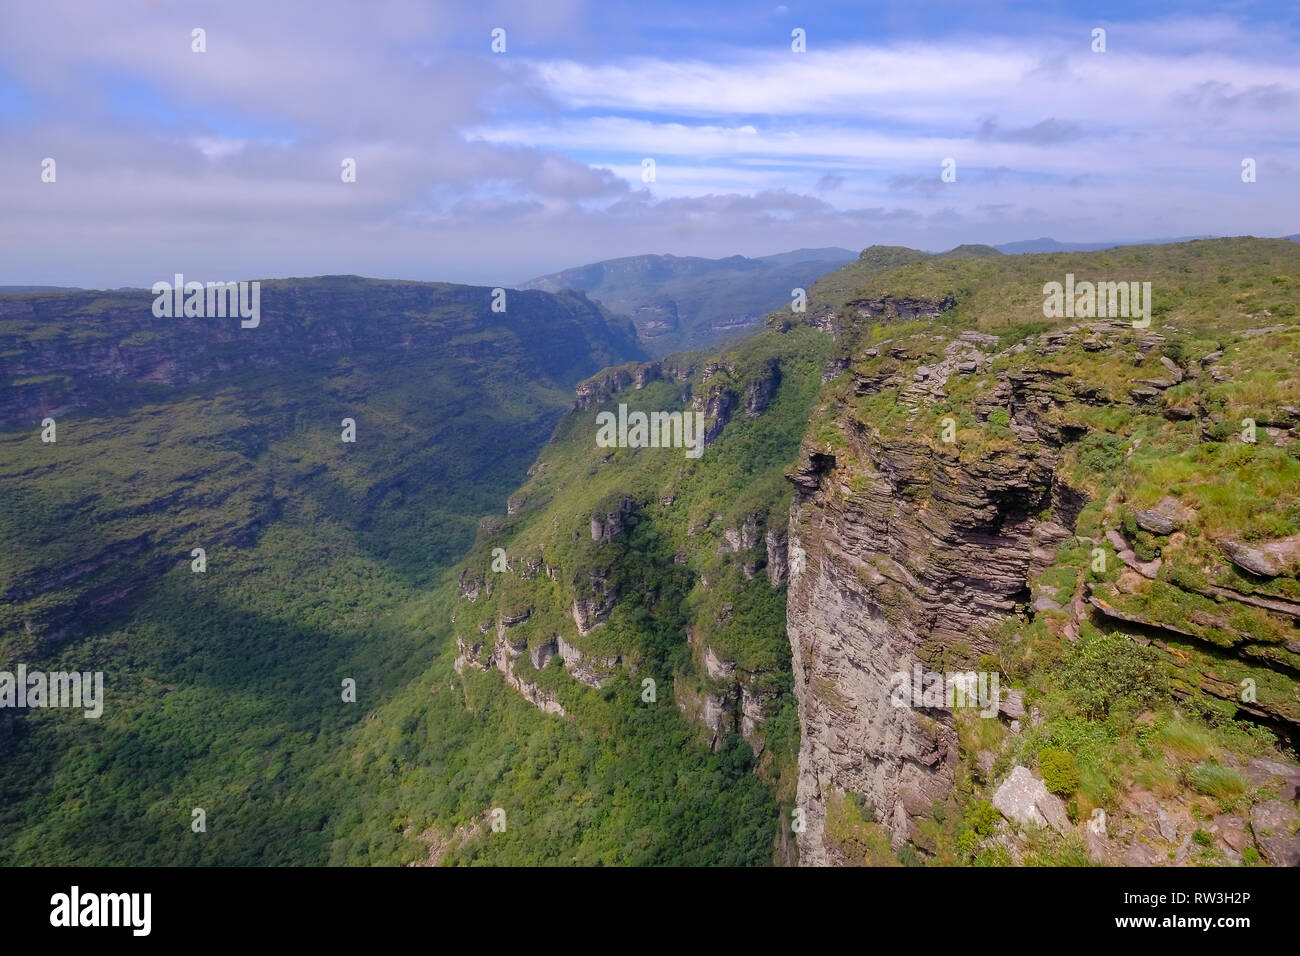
[1205,420,1233,443]
[1075,431,1126,476]
[1161,339,1188,364]
[966,799,1001,837]
[1039,748,1081,795]
[1133,530,1159,562]
[1062,631,1167,719]
[955,828,980,859]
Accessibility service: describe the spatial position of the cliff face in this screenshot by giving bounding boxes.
[784,239,1300,865]
[448,239,1300,867]
[439,324,831,859]
[787,329,1069,860]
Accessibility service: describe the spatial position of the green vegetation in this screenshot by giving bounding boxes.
[0,278,650,864]
[4,236,1299,867]
[791,236,1300,867]
[1038,748,1081,796]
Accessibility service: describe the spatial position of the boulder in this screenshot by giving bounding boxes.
[1250,800,1300,867]
[1136,509,1176,535]
[1219,535,1300,577]
[992,766,1069,834]
[998,688,1026,720]
[1136,495,1195,535]
[1243,757,1300,800]
[1211,814,1250,854]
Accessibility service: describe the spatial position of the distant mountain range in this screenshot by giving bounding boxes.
[996,234,1300,254]
[0,285,85,294]
[995,235,1218,254]
[519,248,857,356]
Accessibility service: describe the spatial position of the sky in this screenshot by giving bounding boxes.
[0,0,1297,288]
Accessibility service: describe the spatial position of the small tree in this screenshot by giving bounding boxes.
[1062,630,1166,720]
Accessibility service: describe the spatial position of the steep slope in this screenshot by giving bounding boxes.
[340,326,831,864]
[520,249,855,356]
[0,278,643,864]
[335,246,972,865]
[782,238,1300,865]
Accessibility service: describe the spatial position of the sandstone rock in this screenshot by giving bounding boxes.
[1032,521,1072,546]
[1136,510,1176,535]
[702,645,734,681]
[1250,800,1300,867]
[998,688,1026,720]
[765,528,788,586]
[992,766,1068,834]
[1117,551,1162,580]
[590,496,635,543]
[458,569,483,602]
[530,637,558,671]
[787,412,1058,862]
[1243,757,1300,800]
[1212,814,1250,853]
[1156,807,1178,842]
[1219,535,1300,578]
[1086,826,1109,862]
[491,633,565,716]
[557,635,619,688]
[1124,839,1160,866]
[500,606,531,628]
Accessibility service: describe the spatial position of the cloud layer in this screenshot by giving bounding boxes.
[1,0,1297,287]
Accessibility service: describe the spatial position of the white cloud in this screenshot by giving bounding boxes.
[0,1,1296,286]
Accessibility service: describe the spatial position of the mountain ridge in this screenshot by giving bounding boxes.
[519,248,857,357]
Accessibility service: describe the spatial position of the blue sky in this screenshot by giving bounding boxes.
[1,0,1297,287]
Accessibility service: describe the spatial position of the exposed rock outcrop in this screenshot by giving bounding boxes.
[992,766,1069,834]
[788,417,1059,861]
